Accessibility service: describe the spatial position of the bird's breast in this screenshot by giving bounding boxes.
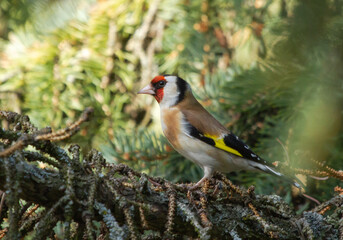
[161,108,182,149]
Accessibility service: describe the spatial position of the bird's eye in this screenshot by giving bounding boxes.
[156,81,166,88]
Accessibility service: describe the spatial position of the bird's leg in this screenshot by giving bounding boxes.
[189,167,213,190]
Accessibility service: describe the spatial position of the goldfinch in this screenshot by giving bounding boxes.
[138,75,300,188]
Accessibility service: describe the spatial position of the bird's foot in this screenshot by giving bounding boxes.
[188,178,210,191]
[188,183,201,191]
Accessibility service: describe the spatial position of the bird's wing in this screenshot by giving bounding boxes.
[185,122,268,164]
[177,94,268,165]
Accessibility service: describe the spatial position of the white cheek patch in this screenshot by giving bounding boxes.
[159,78,179,108]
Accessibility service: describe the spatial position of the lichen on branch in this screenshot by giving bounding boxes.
[0,109,342,239]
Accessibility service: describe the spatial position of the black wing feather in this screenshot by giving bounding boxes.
[223,133,268,165]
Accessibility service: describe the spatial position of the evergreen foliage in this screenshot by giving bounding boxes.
[0,0,342,208]
[0,110,342,239]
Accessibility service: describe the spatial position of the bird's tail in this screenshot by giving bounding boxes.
[249,161,302,188]
[263,165,302,189]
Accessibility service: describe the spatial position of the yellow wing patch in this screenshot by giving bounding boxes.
[204,133,243,157]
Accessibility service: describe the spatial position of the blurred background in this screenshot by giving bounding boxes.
[0,0,342,211]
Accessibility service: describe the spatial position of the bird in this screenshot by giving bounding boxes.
[138,75,300,189]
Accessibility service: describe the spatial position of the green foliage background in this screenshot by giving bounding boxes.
[0,0,342,208]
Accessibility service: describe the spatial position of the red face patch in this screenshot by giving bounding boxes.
[150,75,167,103]
[151,75,165,84]
[154,88,164,103]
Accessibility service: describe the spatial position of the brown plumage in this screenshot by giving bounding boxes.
[162,108,182,149]
[176,91,228,137]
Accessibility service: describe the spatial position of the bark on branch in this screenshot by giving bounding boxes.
[0,110,342,239]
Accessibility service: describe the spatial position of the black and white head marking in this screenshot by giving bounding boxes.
[159,75,190,108]
[175,76,188,105]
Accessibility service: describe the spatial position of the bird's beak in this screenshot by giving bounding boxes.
[138,84,155,95]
